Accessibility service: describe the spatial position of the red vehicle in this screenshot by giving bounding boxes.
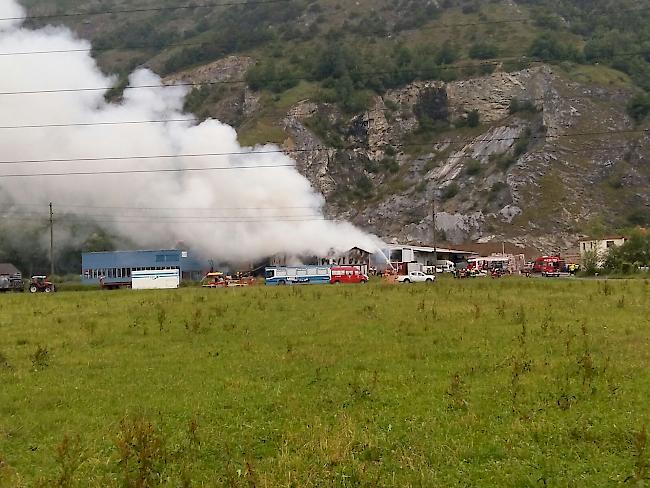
[29,276,56,293]
[532,256,565,277]
[330,266,368,284]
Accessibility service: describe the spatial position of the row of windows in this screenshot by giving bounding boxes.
[581,241,616,251]
[83,266,180,280]
[274,267,329,278]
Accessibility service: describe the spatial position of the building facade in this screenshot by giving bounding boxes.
[579,237,627,265]
[384,245,476,267]
[82,250,205,286]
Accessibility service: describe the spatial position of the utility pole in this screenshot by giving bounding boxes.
[432,197,438,274]
[49,202,54,277]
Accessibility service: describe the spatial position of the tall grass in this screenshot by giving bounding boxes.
[0,279,648,486]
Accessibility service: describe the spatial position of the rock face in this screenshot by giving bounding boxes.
[278,66,649,250]
[164,56,260,126]
[166,59,648,251]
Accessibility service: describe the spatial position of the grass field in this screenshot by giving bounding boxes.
[1,278,649,486]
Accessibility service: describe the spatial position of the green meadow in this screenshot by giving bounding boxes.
[1,278,649,487]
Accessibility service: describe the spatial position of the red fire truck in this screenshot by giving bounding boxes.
[532,256,565,277]
[330,266,369,284]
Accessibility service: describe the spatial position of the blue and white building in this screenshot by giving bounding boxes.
[82,249,205,287]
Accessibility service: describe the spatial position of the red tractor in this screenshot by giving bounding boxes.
[29,276,56,293]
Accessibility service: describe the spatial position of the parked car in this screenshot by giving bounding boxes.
[397,271,435,284]
[330,266,368,284]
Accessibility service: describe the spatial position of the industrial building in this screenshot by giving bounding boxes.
[384,244,477,268]
[82,250,205,287]
[270,247,373,275]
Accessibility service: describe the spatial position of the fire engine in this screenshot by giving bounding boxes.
[532,256,565,277]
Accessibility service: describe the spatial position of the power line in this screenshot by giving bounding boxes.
[0,118,198,130]
[0,127,645,167]
[0,215,330,224]
[1,50,649,96]
[2,3,649,45]
[0,0,293,22]
[0,142,640,179]
[3,203,319,211]
[2,211,325,219]
[0,163,295,178]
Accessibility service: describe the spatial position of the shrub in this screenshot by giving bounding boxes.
[509,98,538,114]
[464,159,482,176]
[467,109,480,127]
[514,129,532,157]
[381,157,400,174]
[469,42,499,60]
[355,174,374,198]
[442,182,459,200]
[529,33,581,62]
[627,93,650,123]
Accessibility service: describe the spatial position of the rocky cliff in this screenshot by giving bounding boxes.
[276,65,648,251]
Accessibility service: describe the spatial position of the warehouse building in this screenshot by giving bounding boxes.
[82,250,205,287]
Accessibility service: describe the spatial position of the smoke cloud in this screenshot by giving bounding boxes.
[0,0,381,264]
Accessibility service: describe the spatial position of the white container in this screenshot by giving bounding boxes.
[131,269,180,290]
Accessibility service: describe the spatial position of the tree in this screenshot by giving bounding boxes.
[581,250,601,276]
[604,232,650,273]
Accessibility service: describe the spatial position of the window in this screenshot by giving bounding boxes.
[606,241,615,248]
[318,268,329,275]
[297,268,307,276]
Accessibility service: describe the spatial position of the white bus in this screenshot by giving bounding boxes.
[265,266,331,285]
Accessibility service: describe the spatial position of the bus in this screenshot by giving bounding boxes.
[265,266,331,286]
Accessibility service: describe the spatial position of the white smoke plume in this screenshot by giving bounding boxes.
[0,0,382,264]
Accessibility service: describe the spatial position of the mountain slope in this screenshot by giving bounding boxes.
[16,0,650,255]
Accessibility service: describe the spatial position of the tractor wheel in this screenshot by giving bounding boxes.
[45,286,53,293]
[29,285,38,293]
